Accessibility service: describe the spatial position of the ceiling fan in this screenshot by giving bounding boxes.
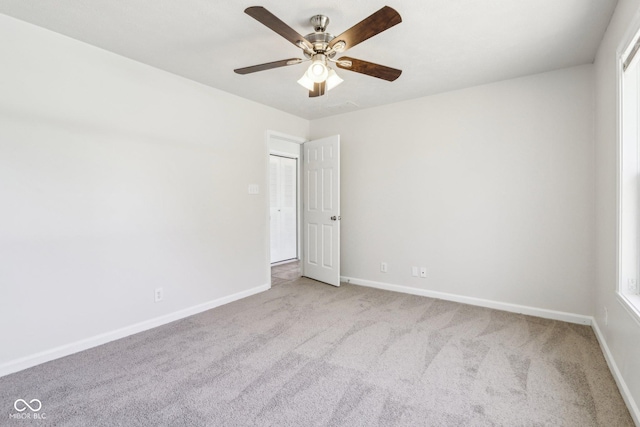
[234,6,402,97]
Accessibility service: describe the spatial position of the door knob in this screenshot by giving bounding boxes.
[330,216,341,221]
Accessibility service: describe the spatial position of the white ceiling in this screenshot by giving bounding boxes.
[0,0,618,119]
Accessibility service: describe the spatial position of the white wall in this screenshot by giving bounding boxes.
[594,0,640,419]
[311,65,595,317]
[0,14,308,371]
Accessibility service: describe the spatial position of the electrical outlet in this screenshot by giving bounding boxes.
[420,267,427,278]
[412,266,419,277]
[604,306,608,326]
[155,287,163,303]
[628,278,638,292]
[381,262,388,273]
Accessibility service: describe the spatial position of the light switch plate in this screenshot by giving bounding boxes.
[248,184,260,194]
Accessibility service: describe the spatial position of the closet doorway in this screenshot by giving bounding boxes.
[270,154,298,264]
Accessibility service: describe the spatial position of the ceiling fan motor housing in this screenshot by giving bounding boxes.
[304,32,336,57]
[310,14,329,32]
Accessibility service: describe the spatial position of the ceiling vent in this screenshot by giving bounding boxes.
[326,101,359,112]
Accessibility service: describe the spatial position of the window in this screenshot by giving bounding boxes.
[618,22,640,321]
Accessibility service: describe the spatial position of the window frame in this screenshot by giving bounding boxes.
[617,12,640,325]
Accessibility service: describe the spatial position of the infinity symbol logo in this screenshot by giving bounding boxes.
[14,399,42,412]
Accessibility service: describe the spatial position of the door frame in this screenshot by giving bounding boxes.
[265,131,306,283]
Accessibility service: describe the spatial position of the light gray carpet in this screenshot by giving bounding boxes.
[1,273,634,426]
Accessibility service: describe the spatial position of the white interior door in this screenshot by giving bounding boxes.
[303,135,340,286]
[270,155,297,263]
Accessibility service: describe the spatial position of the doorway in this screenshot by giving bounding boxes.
[267,131,303,267]
[270,154,298,264]
[266,131,341,286]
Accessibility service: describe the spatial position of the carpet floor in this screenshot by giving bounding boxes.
[1,268,634,426]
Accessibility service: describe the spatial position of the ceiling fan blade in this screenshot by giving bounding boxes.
[245,6,314,51]
[336,56,402,82]
[234,58,303,75]
[328,6,401,52]
[336,57,402,81]
[309,81,326,97]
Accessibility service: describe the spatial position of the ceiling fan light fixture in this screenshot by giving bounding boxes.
[236,6,403,97]
[307,54,329,83]
[326,69,343,91]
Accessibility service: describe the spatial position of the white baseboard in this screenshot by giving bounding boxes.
[341,276,592,325]
[592,319,640,426]
[0,283,270,378]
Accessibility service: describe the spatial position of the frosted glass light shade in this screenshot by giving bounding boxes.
[326,69,343,91]
[307,59,328,83]
[297,73,315,91]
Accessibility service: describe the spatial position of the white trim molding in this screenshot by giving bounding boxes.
[0,283,270,377]
[266,130,306,145]
[341,276,592,325]
[617,292,640,327]
[592,319,640,426]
